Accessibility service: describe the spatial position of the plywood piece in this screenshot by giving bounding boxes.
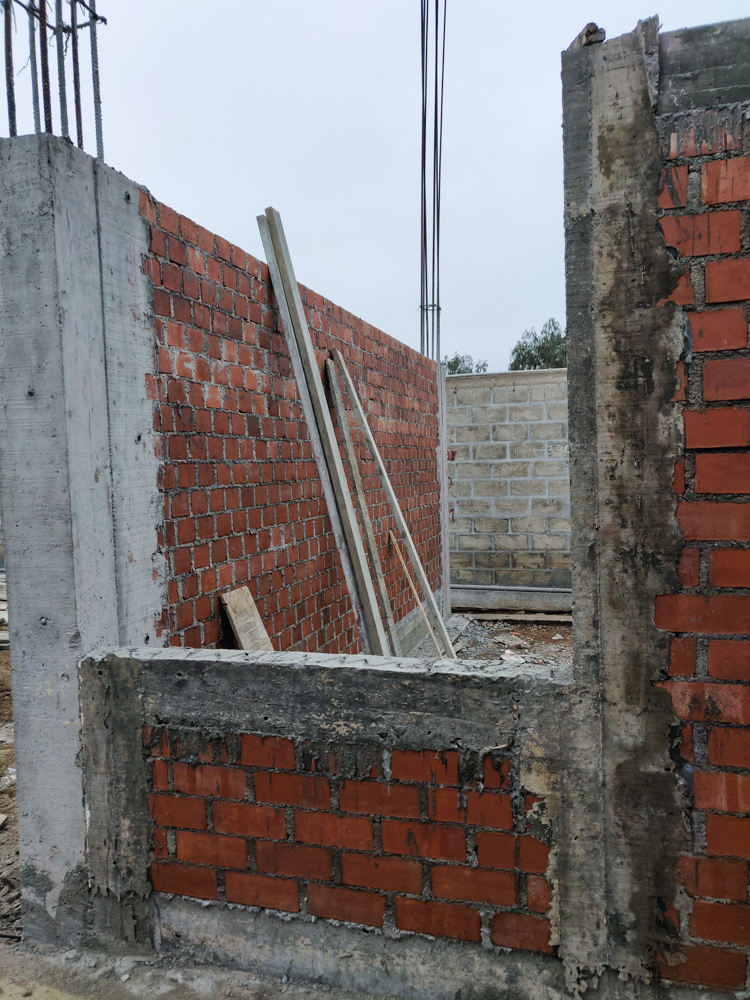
[220,587,274,651]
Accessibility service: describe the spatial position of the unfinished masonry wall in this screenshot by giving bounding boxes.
[0,135,445,942]
[446,370,570,609]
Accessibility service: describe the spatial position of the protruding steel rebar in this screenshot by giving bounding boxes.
[4,0,17,137]
[70,0,82,146]
[54,0,68,138]
[29,1,41,132]
[39,0,52,132]
[89,0,102,159]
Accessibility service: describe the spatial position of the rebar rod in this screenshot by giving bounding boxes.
[69,0,81,146]
[39,0,52,132]
[28,1,40,131]
[5,0,16,136]
[89,0,101,158]
[54,0,68,137]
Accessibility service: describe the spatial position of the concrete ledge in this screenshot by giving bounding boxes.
[451,587,572,612]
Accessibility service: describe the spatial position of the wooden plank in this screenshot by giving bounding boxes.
[220,586,274,651]
[326,359,400,656]
[260,209,388,656]
[256,214,370,650]
[389,531,441,657]
[333,349,456,660]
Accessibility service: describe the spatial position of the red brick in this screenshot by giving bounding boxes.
[706,814,750,858]
[176,830,247,869]
[396,897,480,942]
[173,762,246,800]
[684,407,750,449]
[254,772,330,810]
[527,875,552,913]
[431,865,516,906]
[225,871,299,912]
[660,264,695,305]
[690,900,750,945]
[240,734,295,769]
[475,831,516,870]
[711,549,750,587]
[659,212,741,257]
[709,728,750,768]
[483,756,510,789]
[151,862,217,900]
[678,855,748,901]
[673,458,685,495]
[153,759,169,791]
[381,820,466,862]
[428,788,513,829]
[659,165,687,209]
[519,837,550,874]
[704,357,750,402]
[151,794,207,830]
[658,945,746,988]
[339,780,420,818]
[341,853,423,894]
[390,749,458,785]
[654,594,750,635]
[703,156,750,205]
[255,841,332,880]
[709,639,750,680]
[490,912,552,954]
[688,309,748,352]
[153,827,169,859]
[307,884,385,927]
[677,502,750,540]
[659,681,750,724]
[670,638,696,677]
[695,453,750,493]
[707,259,750,303]
[212,800,286,839]
[677,549,700,588]
[295,811,373,851]
[694,771,750,813]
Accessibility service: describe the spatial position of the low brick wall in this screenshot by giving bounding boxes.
[445,370,570,604]
[81,648,562,998]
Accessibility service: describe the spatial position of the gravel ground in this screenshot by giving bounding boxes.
[408,612,573,670]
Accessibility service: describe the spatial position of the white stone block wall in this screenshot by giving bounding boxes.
[446,369,571,590]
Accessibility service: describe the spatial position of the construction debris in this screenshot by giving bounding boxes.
[220,587,274,652]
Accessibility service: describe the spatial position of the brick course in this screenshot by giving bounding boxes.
[146,726,553,953]
[139,192,442,653]
[656,101,750,991]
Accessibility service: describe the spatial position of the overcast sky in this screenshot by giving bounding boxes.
[7,2,750,370]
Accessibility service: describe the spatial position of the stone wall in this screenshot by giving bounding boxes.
[445,370,570,608]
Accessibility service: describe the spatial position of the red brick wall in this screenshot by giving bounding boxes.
[138,192,442,653]
[655,109,750,991]
[145,724,553,952]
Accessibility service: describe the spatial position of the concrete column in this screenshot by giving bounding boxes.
[0,135,163,942]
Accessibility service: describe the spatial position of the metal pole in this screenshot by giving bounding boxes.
[55,0,68,138]
[4,0,16,137]
[70,0,82,146]
[89,0,102,159]
[39,0,53,132]
[29,1,41,132]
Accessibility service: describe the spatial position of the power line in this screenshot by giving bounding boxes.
[420,0,446,362]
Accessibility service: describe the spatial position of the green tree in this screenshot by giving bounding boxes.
[443,352,489,375]
[509,319,567,371]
